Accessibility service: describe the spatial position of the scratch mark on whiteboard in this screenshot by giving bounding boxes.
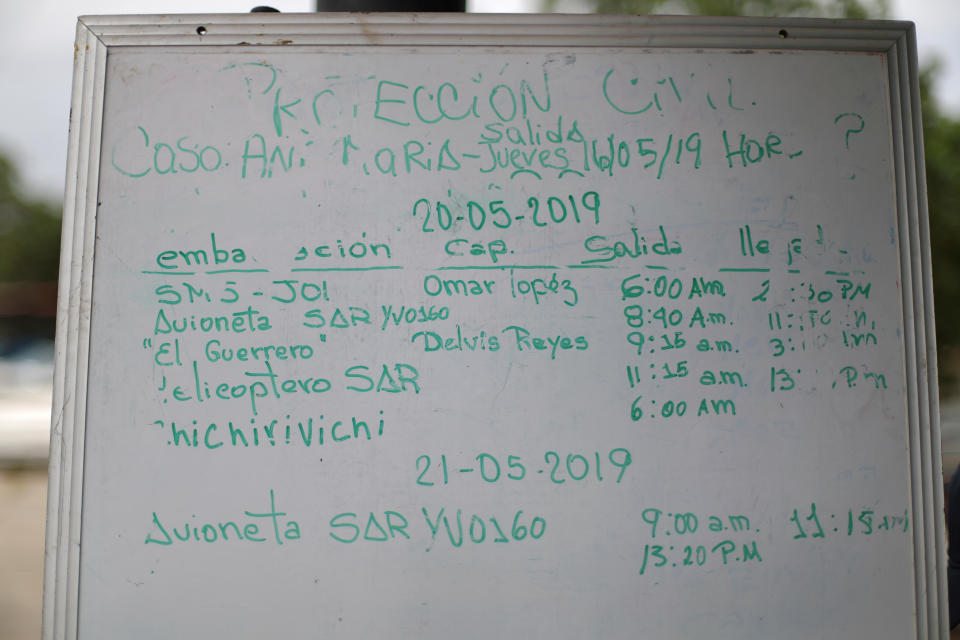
[494,362,515,407]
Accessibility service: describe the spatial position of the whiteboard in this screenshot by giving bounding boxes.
[45,14,944,640]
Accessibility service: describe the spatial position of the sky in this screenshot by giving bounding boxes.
[0,0,955,198]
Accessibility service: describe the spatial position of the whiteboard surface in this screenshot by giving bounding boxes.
[46,15,942,640]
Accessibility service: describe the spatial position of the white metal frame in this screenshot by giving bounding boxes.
[46,13,942,639]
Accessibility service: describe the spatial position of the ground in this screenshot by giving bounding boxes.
[0,467,45,640]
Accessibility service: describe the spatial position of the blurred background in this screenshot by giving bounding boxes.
[0,0,956,637]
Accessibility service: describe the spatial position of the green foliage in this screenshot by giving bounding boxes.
[918,60,960,388]
[0,153,61,283]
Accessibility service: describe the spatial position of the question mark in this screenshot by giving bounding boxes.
[834,112,865,149]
